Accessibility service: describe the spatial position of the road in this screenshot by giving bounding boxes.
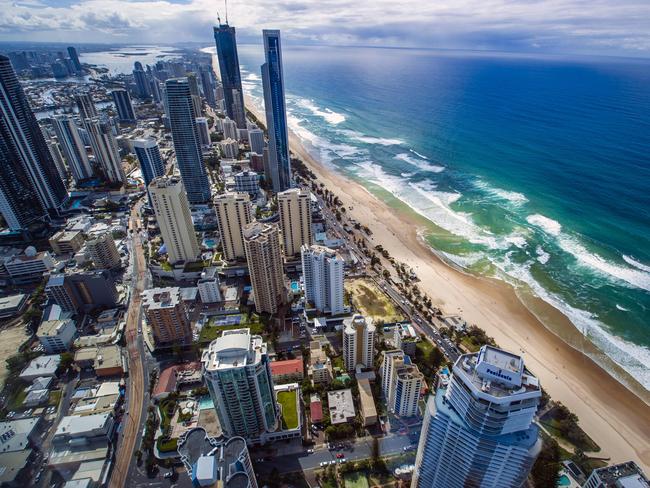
[254,433,414,475]
[110,200,148,488]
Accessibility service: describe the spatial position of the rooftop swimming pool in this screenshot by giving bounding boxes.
[557,475,571,486]
[199,395,214,410]
[290,281,300,292]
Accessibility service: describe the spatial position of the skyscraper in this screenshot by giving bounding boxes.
[84,117,125,184]
[52,114,93,183]
[202,328,278,442]
[248,126,264,155]
[110,89,136,122]
[214,192,253,262]
[380,350,423,417]
[243,222,286,314]
[261,30,291,193]
[142,287,192,347]
[149,176,200,264]
[165,78,211,204]
[67,46,83,73]
[47,138,68,182]
[213,23,246,129]
[277,188,312,258]
[301,244,345,315]
[199,66,217,108]
[0,55,68,231]
[412,345,542,488]
[74,93,97,120]
[86,232,121,269]
[342,315,375,371]
[133,138,165,197]
[133,63,151,99]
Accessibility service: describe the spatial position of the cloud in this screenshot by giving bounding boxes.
[0,0,648,55]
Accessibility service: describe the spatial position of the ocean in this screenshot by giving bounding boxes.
[83,45,650,394]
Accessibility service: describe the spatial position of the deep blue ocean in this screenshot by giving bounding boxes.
[84,45,650,392]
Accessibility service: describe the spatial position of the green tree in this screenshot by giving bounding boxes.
[531,437,561,487]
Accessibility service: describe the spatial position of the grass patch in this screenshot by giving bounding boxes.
[156,437,178,453]
[345,279,404,322]
[160,260,173,271]
[199,315,264,343]
[344,472,369,488]
[277,389,298,430]
[159,398,176,432]
[48,390,62,407]
[8,388,27,410]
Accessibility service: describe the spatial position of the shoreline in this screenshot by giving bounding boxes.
[209,52,650,470]
[245,101,650,472]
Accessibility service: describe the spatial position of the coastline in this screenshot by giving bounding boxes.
[244,99,650,471]
[208,52,650,470]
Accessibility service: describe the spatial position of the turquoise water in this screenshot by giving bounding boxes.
[230,45,650,393]
[203,238,216,249]
[291,281,300,292]
[198,396,214,410]
[557,475,571,486]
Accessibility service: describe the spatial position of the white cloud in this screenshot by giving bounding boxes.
[0,0,649,55]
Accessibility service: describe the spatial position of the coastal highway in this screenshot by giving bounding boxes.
[253,433,414,475]
[110,200,147,488]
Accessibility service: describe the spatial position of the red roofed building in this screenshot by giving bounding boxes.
[310,394,323,423]
[153,361,203,400]
[270,358,304,384]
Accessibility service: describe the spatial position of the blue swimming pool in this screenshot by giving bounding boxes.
[199,396,214,410]
[557,475,571,486]
[203,238,216,249]
[290,281,300,292]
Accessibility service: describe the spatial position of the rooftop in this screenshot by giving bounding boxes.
[202,328,266,371]
[54,413,112,439]
[37,318,74,337]
[591,461,650,487]
[270,359,303,377]
[454,345,540,399]
[142,287,182,310]
[327,389,356,424]
[0,417,39,453]
[0,293,27,310]
[357,378,377,419]
[343,314,376,334]
[20,354,60,378]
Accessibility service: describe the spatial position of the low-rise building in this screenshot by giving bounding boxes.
[584,461,649,488]
[393,322,418,356]
[93,345,124,377]
[310,394,323,424]
[197,267,221,303]
[19,354,60,382]
[0,293,28,319]
[308,340,332,385]
[327,389,355,425]
[357,378,378,427]
[3,247,55,284]
[49,230,85,256]
[53,413,115,444]
[37,318,76,353]
[270,359,304,384]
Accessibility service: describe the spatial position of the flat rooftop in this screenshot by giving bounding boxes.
[327,389,355,425]
[591,461,650,487]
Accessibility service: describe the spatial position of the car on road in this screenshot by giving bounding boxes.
[339,458,347,463]
[319,461,328,467]
[307,449,314,453]
[163,471,174,479]
[336,453,344,459]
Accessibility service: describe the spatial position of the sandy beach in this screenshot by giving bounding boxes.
[248,102,650,471]
[208,51,650,470]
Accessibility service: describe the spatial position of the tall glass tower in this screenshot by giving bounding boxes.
[412,345,542,488]
[67,46,83,73]
[165,78,211,204]
[261,30,291,193]
[213,23,246,129]
[0,55,67,232]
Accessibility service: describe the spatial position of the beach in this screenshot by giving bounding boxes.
[205,42,650,468]
[243,100,650,471]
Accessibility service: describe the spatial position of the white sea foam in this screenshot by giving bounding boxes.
[439,251,484,269]
[474,179,528,205]
[395,153,445,173]
[623,255,650,273]
[536,245,550,264]
[341,130,405,146]
[557,235,650,292]
[494,256,650,390]
[297,98,346,125]
[616,304,630,312]
[410,149,429,160]
[244,72,260,81]
[526,214,562,236]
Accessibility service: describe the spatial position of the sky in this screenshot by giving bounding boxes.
[1,0,649,56]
